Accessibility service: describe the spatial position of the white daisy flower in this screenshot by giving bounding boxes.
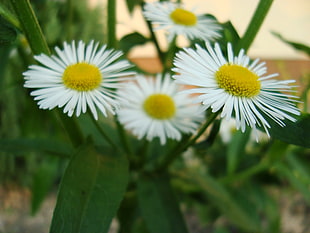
[116,74,204,145]
[143,1,221,42]
[172,42,300,139]
[24,40,134,120]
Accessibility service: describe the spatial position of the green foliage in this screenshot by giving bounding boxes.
[267,113,310,148]
[50,143,129,233]
[0,16,17,44]
[119,32,150,55]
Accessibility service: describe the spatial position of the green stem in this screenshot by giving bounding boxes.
[236,0,274,53]
[10,0,50,55]
[141,2,165,66]
[90,115,121,153]
[10,0,85,147]
[56,113,85,148]
[107,0,117,48]
[114,116,135,158]
[146,19,165,65]
[162,36,177,74]
[153,111,220,172]
[65,0,73,41]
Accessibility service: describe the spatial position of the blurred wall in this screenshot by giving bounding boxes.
[90,0,310,59]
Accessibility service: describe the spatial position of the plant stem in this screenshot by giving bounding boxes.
[90,115,121,154]
[141,2,165,66]
[236,0,274,53]
[10,0,50,55]
[153,111,220,172]
[10,0,85,147]
[107,0,117,48]
[114,116,135,158]
[65,0,73,41]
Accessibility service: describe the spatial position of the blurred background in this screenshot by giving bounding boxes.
[91,0,310,59]
[0,0,309,233]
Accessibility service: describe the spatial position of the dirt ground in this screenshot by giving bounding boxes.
[0,185,309,233]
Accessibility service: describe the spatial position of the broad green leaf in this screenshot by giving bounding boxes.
[49,143,129,233]
[0,138,73,158]
[226,129,251,175]
[119,32,149,54]
[31,158,59,215]
[137,172,189,233]
[267,113,310,148]
[272,31,310,56]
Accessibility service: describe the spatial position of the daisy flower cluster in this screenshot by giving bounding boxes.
[23,41,204,144]
[23,1,301,145]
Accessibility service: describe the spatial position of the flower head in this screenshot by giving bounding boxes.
[143,2,221,42]
[24,40,134,120]
[172,42,300,139]
[116,74,204,145]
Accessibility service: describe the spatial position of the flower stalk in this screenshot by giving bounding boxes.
[10,0,84,147]
[236,0,274,52]
[10,0,50,55]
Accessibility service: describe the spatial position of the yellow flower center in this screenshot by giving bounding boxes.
[215,64,261,97]
[143,94,176,119]
[170,8,197,26]
[62,63,102,91]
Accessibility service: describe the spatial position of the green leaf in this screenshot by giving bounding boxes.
[267,113,310,148]
[119,32,149,54]
[221,21,240,45]
[137,172,189,233]
[0,138,73,158]
[272,31,310,56]
[226,129,251,175]
[49,143,129,233]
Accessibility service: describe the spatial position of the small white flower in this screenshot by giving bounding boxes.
[24,40,134,120]
[143,1,221,42]
[116,74,204,145]
[172,42,300,140]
